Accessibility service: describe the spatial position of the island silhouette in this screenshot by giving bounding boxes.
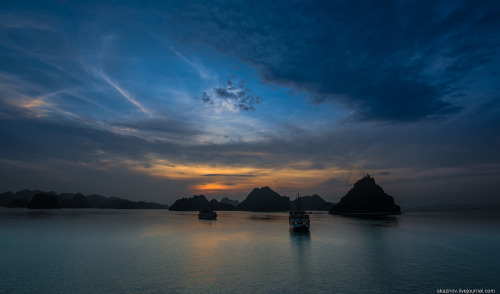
[329,174,401,215]
[1,175,401,213]
[169,186,335,212]
[0,190,169,209]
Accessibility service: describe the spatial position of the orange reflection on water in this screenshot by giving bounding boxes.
[169,217,256,286]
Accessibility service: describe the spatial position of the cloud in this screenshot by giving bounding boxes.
[203,174,256,177]
[201,77,262,112]
[1,98,500,204]
[99,72,152,116]
[1,1,500,206]
[164,0,500,122]
[0,12,54,30]
[168,44,215,80]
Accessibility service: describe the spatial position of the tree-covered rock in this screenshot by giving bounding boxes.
[329,175,401,214]
[237,187,291,212]
[28,193,61,209]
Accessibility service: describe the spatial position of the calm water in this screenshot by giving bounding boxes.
[1,208,499,293]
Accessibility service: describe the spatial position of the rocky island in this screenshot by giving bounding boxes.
[236,187,291,212]
[169,187,335,212]
[329,175,401,215]
[169,195,236,211]
[0,190,169,209]
[291,194,334,211]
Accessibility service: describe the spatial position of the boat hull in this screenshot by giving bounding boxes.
[198,210,217,220]
[289,211,310,231]
[289,224,310,232]
[198,215,217,220]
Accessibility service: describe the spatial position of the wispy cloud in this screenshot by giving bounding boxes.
[2,88,79,120]
[0,13,53,30]
[168,44,215,80]
[99,72,152,117]
[19,97,52,118]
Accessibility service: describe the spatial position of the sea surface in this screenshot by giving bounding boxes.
[1,208,499,293]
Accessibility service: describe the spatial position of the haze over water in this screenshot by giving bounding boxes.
[1,208,499,293]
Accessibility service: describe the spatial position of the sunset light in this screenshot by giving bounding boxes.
[1,1,500,293]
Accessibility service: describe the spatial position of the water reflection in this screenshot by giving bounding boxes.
[331,213,401,292]
[247,213,286,222]
[197,219,217,225]
[289,231,311,256]
[289,230,311,280]
[1,209,498,293]
[25,210,55,219]
[336,214,400,227]
[0,208,55,219]
[289,230,311,238]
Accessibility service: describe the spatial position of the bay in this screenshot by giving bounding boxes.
[1,208,499,293]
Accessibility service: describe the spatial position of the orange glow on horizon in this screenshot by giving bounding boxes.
[126,156,353,196]
[194,183,234,191]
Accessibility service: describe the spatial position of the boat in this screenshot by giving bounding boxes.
[289,194,310,232]
[198,209,217,220]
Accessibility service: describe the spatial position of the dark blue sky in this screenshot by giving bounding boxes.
[1,0,500,206]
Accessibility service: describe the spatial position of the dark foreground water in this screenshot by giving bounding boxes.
[1,208,499,293]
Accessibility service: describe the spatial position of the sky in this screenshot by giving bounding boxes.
[1,0,500,207]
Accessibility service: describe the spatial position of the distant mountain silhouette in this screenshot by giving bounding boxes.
[169,195,236,211]
[0,189,51,207]
[329,175,401,215]
[62,193,92,208]
[86,194,169,209]
[291,194,335,211]
[6,198,30,208]
[168,188,335,212]
[237,187,291,212]
[0,190,169,209]
[28,193,61,209]
[220,197,239,207]
[213,199,236,211]
[169,195,211,211]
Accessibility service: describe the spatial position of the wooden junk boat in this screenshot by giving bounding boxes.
[289,195,310,232]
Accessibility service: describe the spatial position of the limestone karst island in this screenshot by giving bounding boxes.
[329,175,401,215]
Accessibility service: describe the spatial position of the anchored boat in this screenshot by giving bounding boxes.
[198,209,217,220]
[289,195,310,232]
